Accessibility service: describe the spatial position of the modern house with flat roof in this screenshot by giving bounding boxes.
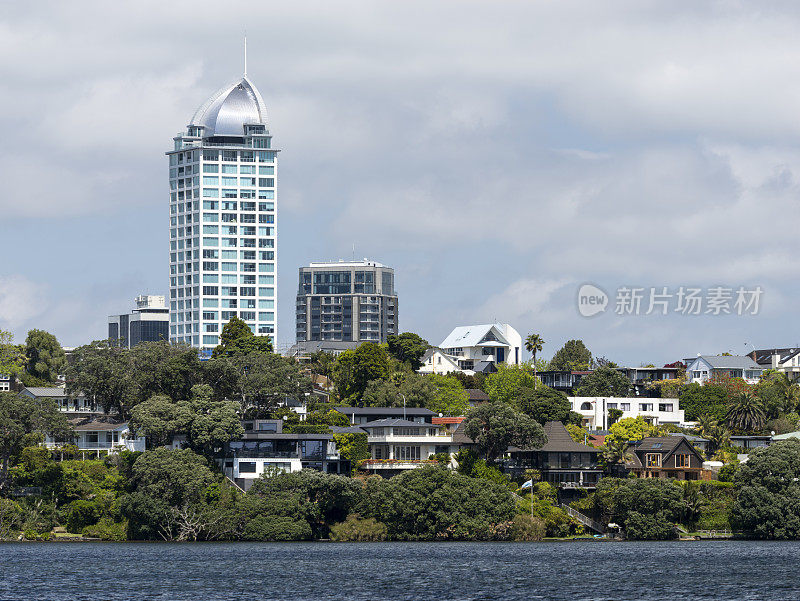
[571,397,686,430]
[360,418,455,476]
[108,295,169,348]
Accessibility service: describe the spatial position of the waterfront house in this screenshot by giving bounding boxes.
[504,421,603,493]
[360,418,455,476]
[21,386,97,413]
[221,419,349,490]
[44,415,145,457]
[626,435,708,480]
[748,348,800,380]
[334,406,436,425]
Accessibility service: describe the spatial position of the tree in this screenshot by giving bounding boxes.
[726,392,766,433]
[128,447,215,507]
[516,385,571,424]
[333,343,390,403]
[484,364,539,405]
[185,385,244,457]
[0,392,70,491]
[604,417,655,446]
[128,394,193,448]
[756,371,800,419]
[426,373,469,416]
[548,339,593,371]
[361,373,436,409]
[212,317,273,358]
[573,366,632,397]
[678,382,728,421]
[524,334,545,378]
[65,341,130,415]
[24,329,66,383]
[462,403,546,463]
[0,329,25,378]
[387,333,429,371]
[732,439,800,538]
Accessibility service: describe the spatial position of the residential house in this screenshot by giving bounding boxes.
[627,436,709,480]
[44,415,145,457]
[622,366,682,397]
[438,323,523,372]
[505,421,603,496]
[729,435,772,450]
[334,406,436,425]
[570,397,686,430]
[417,348,462,375]
[685,355,763,384]
[538,370,592,394]
[748,348,800,381]
[465,388,490,407]
[360,418,455,476]
[221,419,349,490]
[667,432,710,454]
[21,386,97,413]
[432,416,465,435]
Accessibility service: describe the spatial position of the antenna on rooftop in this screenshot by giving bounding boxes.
[243,33,248,77]
[352,243,355,261]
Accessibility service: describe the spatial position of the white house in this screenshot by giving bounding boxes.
[438,323,522,373]
[749,348,800,380]
[685,355,763,385]
[417,348,462,375]
[570,397,686,430]
[21,386,97,413]
[44,415,145,456]
[360,419,456,475]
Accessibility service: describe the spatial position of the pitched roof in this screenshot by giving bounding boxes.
[629,435,704,466]
[23,387,69,397]
[360,418,439,428]
[70,416,127,432]
[512,421,597,453]
[750,348,800,366]
[439,324,510,349]
[334,406,435,416]
[465,388,489,401]
[694,355,761,370]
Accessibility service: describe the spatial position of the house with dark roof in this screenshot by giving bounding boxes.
[465,388,489,407]
[748,348,800,380]
[44,415,145,457]
[504,422,603,492]
[21,386,97,413]
[334,406,436,425]
[627,435,708,480]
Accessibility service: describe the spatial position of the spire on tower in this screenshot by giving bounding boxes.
[243,34,248,77]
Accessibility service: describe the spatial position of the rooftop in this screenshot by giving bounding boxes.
[361,418,439,429]
[334,406,436,416]
[307,259,388,268]
[190,76,268,137]
[692,355,761,370]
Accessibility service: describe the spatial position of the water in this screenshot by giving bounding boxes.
[0,540,795,600]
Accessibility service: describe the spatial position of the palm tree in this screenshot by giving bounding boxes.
[726,392,766,433]
[525,334,545,379]
[694,414,717,438]
[600,438,632,474]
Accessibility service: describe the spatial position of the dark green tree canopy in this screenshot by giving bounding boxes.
[463,403,546,463]
[573,366,632,397]
[334,343,390,403]
[387,333,429,371]
[213,317,273,358]
[25,329,66,383]
[549,339,593,371]
[516,385,571,424]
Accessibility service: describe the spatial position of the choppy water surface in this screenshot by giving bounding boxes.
[0,540,795,600]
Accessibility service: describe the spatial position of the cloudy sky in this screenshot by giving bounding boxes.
[1,0,800,365]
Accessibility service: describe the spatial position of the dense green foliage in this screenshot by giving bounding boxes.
[212,317,273,357]
[25,329,66,383]
[573,366,632,397]
[386,333,429,371]
[463,404,546,463]
[334,343,390,403]
[548,339,593,371]
[516,385,571,424]
[484,364,538,405]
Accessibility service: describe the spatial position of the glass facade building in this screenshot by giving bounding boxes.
[296,260,398,344]
[108,295,170,349]
[167,75,278,352]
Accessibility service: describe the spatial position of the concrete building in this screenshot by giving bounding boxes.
[438,323,522,372]
[295,259,398,346]
[108,295,169,348]
[570,396,686,430]
[168,70,278,355]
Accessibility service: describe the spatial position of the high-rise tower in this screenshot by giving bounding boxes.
[167,74,278,354]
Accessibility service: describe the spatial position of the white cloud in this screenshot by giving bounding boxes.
[0,275,49,332]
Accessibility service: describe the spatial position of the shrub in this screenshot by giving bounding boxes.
[510,514,546,541]
[624,511,676,540]
[65,500,102,533]
[717,463,737,482]
[330,514,388,541]
[242,516,312,541]
[82,518,128,541]
[0,499,23,539]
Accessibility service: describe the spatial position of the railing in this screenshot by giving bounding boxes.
[560,504,605,533]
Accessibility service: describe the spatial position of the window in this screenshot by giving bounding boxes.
[658,403,673,412]
[639,403,653,412]
[675,454,690,468]
[222,176,237,186]
[580,402,592,411]
[203,164,219,173]
[202,188,219,198]
[645,453,662,468]
[202,176,219,185]
[608,403,617,409]
[393,446,420,461]
[238,462,256,473]
[240,165,256,174]
[222,151,237,162]
[621,403,630,411]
